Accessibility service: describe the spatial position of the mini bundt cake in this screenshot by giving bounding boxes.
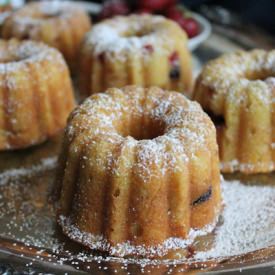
[193,49,275,174]
[0,39,75,150]
[56,86,221,258]
[0,1,11,13]
[1,1,91,71]
[78,15,192,96]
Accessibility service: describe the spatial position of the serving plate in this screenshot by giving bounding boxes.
[0,134,275,274]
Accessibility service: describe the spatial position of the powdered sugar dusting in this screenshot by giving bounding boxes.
[195,49,275,174]
[200,49,275,90]
[198,49,275,109]
[57,178,275,263]
[8,1,83,29]
[58,214,218,258]
[0,40,66,75]
[67,86,215,181]
[221,160,275,173]
[0,156,57,186]
[195,179,275,261]
[85,15,173,61]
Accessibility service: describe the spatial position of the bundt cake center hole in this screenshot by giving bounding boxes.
[123,28,152,38]
[244,71,275,81]
[0,56,28,63]
[41,11,61,18]
[118,120,166,141]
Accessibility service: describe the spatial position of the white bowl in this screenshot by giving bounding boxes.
[187,12,212,51]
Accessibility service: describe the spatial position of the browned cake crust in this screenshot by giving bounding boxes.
[56,86,221,258]
[78,15,192,97]
[193,49,275,174]
[1,1,91,71]
[0,39,76,150]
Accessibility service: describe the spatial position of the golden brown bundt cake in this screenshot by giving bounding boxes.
[193,49,275,174]
[0,39,75,150]
[78,15,192,97]
[56,86,221,258]
[0,1,11,13]
[1,1,91,71]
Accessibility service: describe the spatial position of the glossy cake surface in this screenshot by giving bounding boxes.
[57,86,221,257]
[79,15,192,96]
[193,49,275,173]
[0,39,75,150]
[1,1,91,71]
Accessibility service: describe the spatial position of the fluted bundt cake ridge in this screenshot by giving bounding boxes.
[0,39,75,150]
[1,1,91,71]
[57,86,221,258]
[79,15,192,96]
[58,213,219,258]
[193,49,275,173]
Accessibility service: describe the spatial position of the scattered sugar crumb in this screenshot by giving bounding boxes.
[0,156,57,186]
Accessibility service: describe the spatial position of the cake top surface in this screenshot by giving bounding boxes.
[66,86,216,178]
[200,49,275,91]
[196,49,275,111]
[7,0,85,26]
[0,39,66,75]
[85,15,184,58]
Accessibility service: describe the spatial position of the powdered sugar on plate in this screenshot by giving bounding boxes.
[0,156,57,186]
[55,178,275,263]
[195,179,275,261]
[58,213,219,258]
[0,152,275,269]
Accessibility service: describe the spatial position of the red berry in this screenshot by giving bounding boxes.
[139,0,171,11]
[179,18,200,38]
[137,8,153,14]
[166,6,183,21]
[112,1,129,14]
[144,44,154,53]
[165,0,177,7]
[99,0,129,19]
[99,5,111,19]
[175,17,186,28]
[169,51,179,64]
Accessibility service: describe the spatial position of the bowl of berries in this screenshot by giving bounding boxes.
[90,0,211,51]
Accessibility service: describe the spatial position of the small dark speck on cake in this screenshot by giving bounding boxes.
[192,187,212,206]
[169,67,181,80]
[143,44,154,53]
[98,53,105,62]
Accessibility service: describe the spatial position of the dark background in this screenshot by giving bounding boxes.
[185,0,275,35]
[90,0,275,35]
